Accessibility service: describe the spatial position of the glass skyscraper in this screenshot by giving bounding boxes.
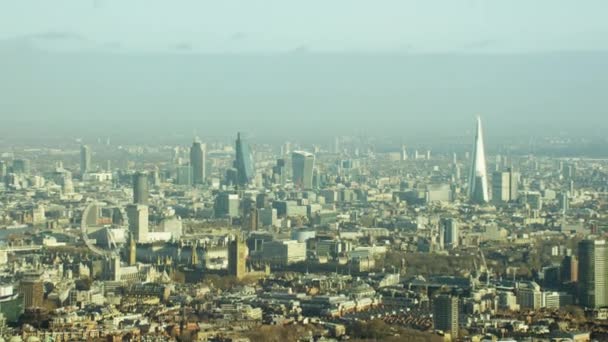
[235,132,254,187]
[190,138,206,185]
[292,151,315,190]
[469,117,489,203]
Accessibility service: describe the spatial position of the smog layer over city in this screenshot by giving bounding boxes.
[1,1,608,342]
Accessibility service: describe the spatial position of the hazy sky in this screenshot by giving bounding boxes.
[1,1,608,143]
[2,1,608,53]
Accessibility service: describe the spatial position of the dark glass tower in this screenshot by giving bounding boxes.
[190,138,205,185]
[133,171,149,205]
[235,132,254,187]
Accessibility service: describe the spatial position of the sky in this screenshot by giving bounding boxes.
[1,1,608,144]
[2,0,608,53]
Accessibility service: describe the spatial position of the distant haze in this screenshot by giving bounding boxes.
[1,1,607,143]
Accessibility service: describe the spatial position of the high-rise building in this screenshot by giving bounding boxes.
[558,192,570,214]
[12,159,30,174]
[128,232,137,266]
[80,145,92,175]
[563,163,576,180]
[292,151,315,190]
[228,237,248,279]
[440,218,459,249]
[578,239,608,308]
[468,117,489,204]
[235,132,254,187]
[133,172,149,205]
[20,275,43,309]
[272,159,286,186]
[175,164,193,186]
[561,255,578,283]
[334,136,341,154]
[492,168,520,203]
[190,139,206,185]
[244,207,259,231]
[126,204,149,243]
[433,295,459,339]
[214,192,240,218]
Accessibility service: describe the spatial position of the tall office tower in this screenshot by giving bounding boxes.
[80,145,92,175]
[292,151,315,190]
[190,138,206,185]
[468,117,489,203]
[492,168,520,204]
[578,239,608,308]
[558,192,570,214]
[563,163,576,180]
[569,180,575,195]
[402,145,408,161]
[440,218,459,249]
[175,164,193,186]
[223,168,237,187]
[452,164,461,181]
[20,275,44,309]
[12,159,30,174]
[132,171,149,205]
[561,254,578,283]
[128,232,137,266]
[235,132,254,187]
[272,159,286,186]
[334,136,341,154]
[110,256,121,281]
[508,168,520,202]
[492,171,510,203]
[150,167,161,187]
[433,295,459,339]
[282,141,292,156]
[244,207,259,231]
[494,155,502,172]
[312,168,322,189]
[214,192,240,218]
[228,237,247,279]
[126,204,149,243]
[171,147,180,163]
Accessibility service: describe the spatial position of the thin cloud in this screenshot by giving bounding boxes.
[27,31,85,41]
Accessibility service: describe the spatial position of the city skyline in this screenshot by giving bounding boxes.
[1,2,607,341]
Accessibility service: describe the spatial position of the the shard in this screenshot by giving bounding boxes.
[468,117,489,203]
